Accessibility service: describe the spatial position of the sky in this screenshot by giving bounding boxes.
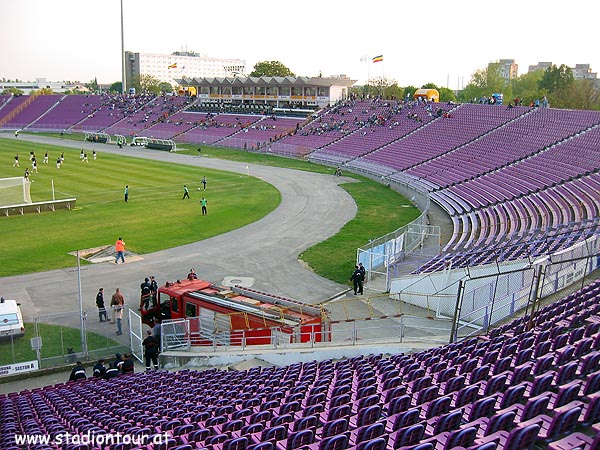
[1,0,598,89]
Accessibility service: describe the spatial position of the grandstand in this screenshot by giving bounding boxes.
[2,93,600,329]
[1,280,599,449]
[1,95,599,251]
[3,87,600,449]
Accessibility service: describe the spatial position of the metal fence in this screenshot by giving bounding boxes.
[0,309,129,370]
[179,137,312,159]
[450,236,600,342]
[159,314,452,353]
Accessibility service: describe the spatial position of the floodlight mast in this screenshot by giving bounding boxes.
[121,0,126,94]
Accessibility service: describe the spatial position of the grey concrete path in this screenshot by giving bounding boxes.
[1,134,356,320]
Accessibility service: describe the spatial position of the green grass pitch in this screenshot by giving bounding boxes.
[0,137,280,276]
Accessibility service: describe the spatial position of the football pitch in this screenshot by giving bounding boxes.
[0,137,280,276]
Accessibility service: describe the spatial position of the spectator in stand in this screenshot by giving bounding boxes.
[121,353,135,374]
[114,353,124,372]
[69,361,87,381]
[104,362,119,379]
[93,359,106,378]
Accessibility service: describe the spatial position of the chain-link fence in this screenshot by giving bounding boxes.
[389,231,600,343]
[0,309,129,370]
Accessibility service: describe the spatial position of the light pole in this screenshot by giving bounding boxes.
[76,250,89,358]
[121,0,126,94]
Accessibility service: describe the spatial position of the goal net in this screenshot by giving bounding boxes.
[0,177,32,206]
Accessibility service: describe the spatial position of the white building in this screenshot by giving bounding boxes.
[0,78,88,95]
[528,61,553,73]
[572,64,598,80]
[125,51,246,86]
[495,59,518,80]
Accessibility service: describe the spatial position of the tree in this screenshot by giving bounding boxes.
[63,88,87,95]
[249,61,295,77]
[109,81,122,93]
[86,77,100,93]
[458,62,509,102]
[1,87,24,96]
[365,76,397,98]
[30,88,54,95]
[158,82,173,94]
[550,79,600,110]
[402,86,417,101]
[130,74,161,94]
[437,87,457,103]
[539,64,574,93]
[511,70,545,105]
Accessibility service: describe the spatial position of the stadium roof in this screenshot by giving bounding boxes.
[177,75,356,87]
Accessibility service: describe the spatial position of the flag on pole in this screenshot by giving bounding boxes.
[372,55,383,63]
[168,63,177,69]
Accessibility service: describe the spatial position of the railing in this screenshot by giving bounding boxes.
[159,315,451,353]
[0,94,37,128]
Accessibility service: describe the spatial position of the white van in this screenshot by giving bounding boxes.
[0,299,25,338]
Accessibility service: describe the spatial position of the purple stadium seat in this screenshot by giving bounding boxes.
[520,404,582,443]
[354,437,388,450]
[279,429,315,450]
[475,422,540,450]
[464,396,498,422]
[319,418,349,439]
[548,431,600,450]
[385,408,421,434]
[306,433,349,450]
[424,409,462,437]
[348,422,385,446]
[389,423,425,449]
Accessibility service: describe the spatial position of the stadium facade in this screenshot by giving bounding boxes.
[124,50,246,85]
[177,75,356,108]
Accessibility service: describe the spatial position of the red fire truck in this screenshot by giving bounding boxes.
[142,279,330,346]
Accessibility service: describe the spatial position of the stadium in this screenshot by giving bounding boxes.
[1,49,600,450]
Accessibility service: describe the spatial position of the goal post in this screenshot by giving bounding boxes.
[0,177,32,206]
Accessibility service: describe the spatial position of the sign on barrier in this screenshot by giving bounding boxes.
[0,360,39,377]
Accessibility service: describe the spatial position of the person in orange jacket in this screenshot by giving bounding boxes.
[115,237,126,264]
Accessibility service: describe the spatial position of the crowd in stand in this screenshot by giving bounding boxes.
[68,352,135,382]
[293,97,446,138]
